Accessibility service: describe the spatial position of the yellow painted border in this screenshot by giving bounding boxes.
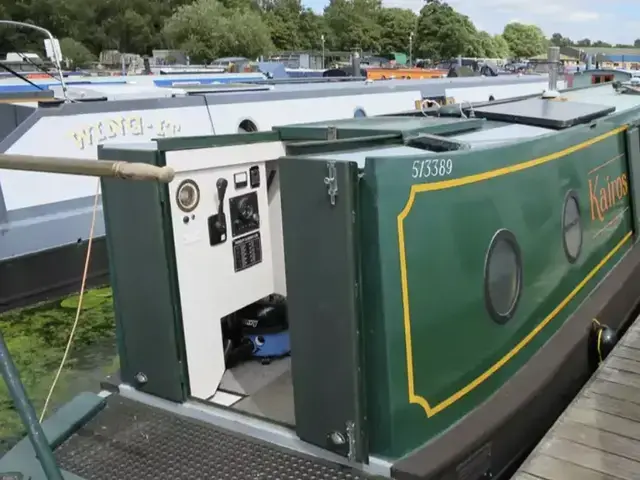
[397,125,631,417]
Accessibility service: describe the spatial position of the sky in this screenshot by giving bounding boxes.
[301,0,640,45]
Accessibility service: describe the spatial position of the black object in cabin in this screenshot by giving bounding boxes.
[222,297,289,368]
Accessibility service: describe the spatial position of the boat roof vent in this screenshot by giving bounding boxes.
[471,98,615,129]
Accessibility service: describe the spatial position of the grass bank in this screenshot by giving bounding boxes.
[0,287,118,454]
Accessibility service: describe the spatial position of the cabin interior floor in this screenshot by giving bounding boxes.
[211,356,295,426]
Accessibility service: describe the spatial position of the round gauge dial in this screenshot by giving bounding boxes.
[176,179,200,213]
[238,197,254,220]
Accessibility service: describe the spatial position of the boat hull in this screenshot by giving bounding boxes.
[0,237,109,312]
[1,242,638,480]
[5,88,640,478]
[391,241,640,479]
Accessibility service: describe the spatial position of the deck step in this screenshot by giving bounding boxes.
[55,394,377,480]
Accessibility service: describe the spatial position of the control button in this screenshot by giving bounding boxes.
[249,166,260,188]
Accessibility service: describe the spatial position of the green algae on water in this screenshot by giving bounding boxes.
[0,287,118,454]
[60,287,113,310]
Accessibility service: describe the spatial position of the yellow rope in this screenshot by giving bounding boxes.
[597,329,604,363]
[39,180,100,422]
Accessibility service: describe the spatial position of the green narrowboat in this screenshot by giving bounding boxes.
[4,65,640,480]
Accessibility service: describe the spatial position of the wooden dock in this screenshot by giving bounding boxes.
[513,319,640,480]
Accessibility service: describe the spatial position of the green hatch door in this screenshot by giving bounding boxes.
[278,156,368,462]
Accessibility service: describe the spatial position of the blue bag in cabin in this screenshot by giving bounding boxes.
[240,299,290,359]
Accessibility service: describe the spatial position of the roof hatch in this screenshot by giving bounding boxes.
[471,98,615,129]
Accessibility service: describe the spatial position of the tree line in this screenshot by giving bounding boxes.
[550,33,640,50]
[0,0,627,67]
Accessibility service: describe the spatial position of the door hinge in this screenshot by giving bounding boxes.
[329,420,357,461]
[324,161,338,206]
[346,420,356,462]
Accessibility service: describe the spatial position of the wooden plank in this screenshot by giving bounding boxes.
[537,437,640,479]
[512,318,640,479]
[521,453,622,480]
[577,391,640,422]
[587,378,640,406]
[621,330,640,348]
[0,98,39,103]
[597,367,640,389]
[554,420,640,463]
[565,406,640,441]
[603,356,640,376]
[511,473,544,480]
[610,344,640,362]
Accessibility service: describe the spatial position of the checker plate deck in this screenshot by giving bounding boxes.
[54,394,377,480]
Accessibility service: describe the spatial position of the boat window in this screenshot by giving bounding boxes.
[354,108,367,118]
[484,229,522,324]
[562,191,582,263]
[238,119,258,133]
[591,74,614,84]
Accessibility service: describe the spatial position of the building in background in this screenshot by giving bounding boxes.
[561,46,640,70]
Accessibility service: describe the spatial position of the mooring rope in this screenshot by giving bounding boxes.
[39,179,100,422]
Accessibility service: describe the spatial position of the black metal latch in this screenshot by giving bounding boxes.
[324,161,338,206]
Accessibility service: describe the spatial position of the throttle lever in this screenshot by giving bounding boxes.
[215,178,228,229]
[208,177,229,246]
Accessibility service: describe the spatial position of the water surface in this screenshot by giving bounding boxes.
[0,287,118,454]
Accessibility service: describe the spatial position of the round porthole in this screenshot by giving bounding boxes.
[176,179,200,213]
[484,229,523,324]
[562,190,582,263]
[354,108,367,118]
[238,119,258,133]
